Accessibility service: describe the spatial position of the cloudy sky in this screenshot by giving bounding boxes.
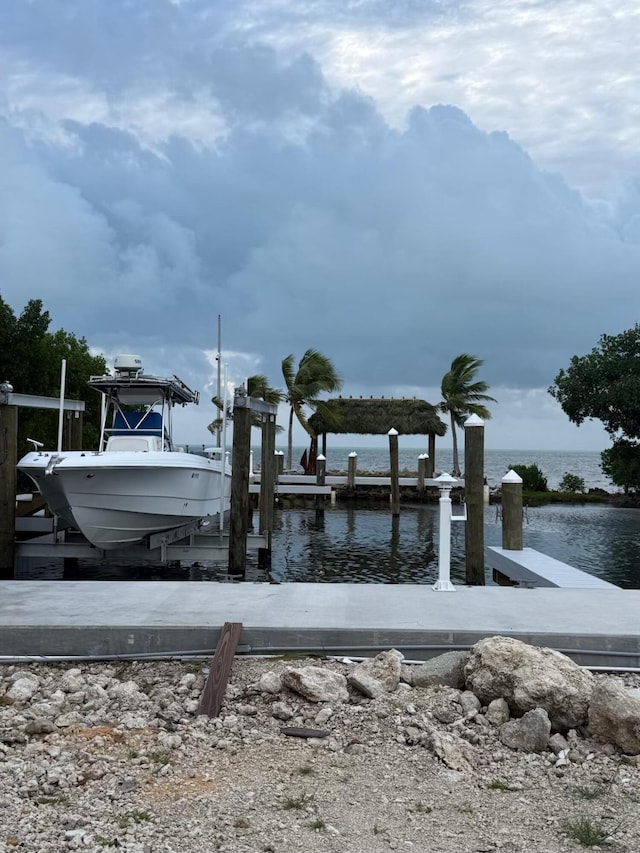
[1,0,639,451]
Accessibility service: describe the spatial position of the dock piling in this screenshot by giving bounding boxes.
[464,414,485,586]
[0,405,18,578]
[501,470,524,550]
[388,428,400,516]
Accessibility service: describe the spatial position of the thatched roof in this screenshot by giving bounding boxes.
[308,397,447,437]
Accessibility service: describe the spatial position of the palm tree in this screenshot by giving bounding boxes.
[440,353,496,476]
[282,349,343,470]
[207,374,283,437]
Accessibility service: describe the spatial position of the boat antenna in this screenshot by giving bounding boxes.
[216,313,222,448]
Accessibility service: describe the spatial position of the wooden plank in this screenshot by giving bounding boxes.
[15,495,47,517]
[197,622,243,718]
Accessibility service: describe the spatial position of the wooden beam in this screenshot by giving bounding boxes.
[197,622,243,718]
[0,406,18,578]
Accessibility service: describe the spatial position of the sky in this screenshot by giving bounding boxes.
[1,0,639,452]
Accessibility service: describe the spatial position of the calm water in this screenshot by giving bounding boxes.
[17,447,639,588]
[17,503,640,589]
[272,446,615,492]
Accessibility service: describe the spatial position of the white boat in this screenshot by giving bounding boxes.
[18,355,232,550]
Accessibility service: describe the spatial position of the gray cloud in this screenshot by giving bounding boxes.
[1,0,639,448]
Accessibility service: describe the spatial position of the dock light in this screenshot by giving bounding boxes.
[433,472,458,591]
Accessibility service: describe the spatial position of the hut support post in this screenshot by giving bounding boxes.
[388,428,400,517]
[0,405,17,579]
[464,415,485,586]
[501,470,523,550]
[427,434,435,478]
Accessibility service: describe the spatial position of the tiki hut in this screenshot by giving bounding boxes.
[307,397,446,476]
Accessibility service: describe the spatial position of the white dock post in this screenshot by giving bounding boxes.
[433,472,457,591]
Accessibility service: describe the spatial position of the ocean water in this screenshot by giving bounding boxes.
[272,446,614,492]
[17,446,637,588]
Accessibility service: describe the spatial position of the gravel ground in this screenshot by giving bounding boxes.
[1,656,639,853]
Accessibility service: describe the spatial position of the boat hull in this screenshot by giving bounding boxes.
[18,450,232,550]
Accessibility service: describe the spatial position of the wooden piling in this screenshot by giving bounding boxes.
[0,405,17,578]
[228,398,252,579]
[313,453,325,509]
[388,428,400,517]
[258,413,277,569]
[501,470,523,550]
[347,452,357,491]
[417,454,426,493]
[64,410,83,451]
[464,414,485,585]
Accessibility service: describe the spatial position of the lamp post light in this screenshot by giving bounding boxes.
[433,472,457,591]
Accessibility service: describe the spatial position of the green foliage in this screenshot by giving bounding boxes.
[510,463,548,492]
[282,349,342,470]
[440,353,496,476]
[550,324,640,439]
[601,439,640,494]
[207,374,284,436]
[281,792,313,810]
[563,816,611,847]
[558,472,586,493]
[0,295,106,455]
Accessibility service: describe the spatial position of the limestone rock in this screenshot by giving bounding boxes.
[282,667,349,703]
[348,650,404,699]
[500,708,551,752]
[486,698,510,726]
[421,723,475,770]
[408,651,469,689]
[258,671,282,694]
[430,688,463,724]
[588,677,640,754]
[6,678,39,703]
[465,636,594,730]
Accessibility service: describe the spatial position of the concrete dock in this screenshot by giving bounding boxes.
[0,581,639,668]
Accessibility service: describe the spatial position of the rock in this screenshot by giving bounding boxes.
[500,708,551,752]
[588,677,640,754]
[283,667,349,703]
[408,651,470,689]
[258,671,282,694]
[465,636,594,730]
[6,678,39,702]
[315,707,333,725]
[348,650,404,698]
[421,723,475,770]
[485,698,510,727]
[271,701,295,721]
[430,688,463,724]
[459,691,481,716]
[548,733,570,755]
[24,718,56,735]
[60,669,86,693]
